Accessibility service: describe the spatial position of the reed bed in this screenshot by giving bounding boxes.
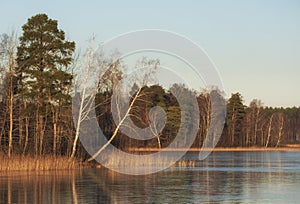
[174,160,195,168]
[102,154,170,167]
[0,154,85,171]
[98,150,197,168]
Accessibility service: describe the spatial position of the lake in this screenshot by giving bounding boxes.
[1,151,300,203]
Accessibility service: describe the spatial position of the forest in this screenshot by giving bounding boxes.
[0,14,299,161]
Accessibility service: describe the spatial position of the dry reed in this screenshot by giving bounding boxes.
[97,150,197,168]
[174,160,195,168]
[0,153,86,171]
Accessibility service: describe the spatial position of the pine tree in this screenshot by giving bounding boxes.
[16,14,75,155]
[226,93,246,146]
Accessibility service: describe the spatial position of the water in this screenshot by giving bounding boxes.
[1,151,300,203]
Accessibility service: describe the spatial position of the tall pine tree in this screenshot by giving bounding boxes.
[16,14,75,155]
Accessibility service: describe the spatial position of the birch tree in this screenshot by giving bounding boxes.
[87,58,159,161]
[0,32,17,157]
[276,113,284,147]
[70,41,123,158]
[265,113,274,147]
[70,44,98,158]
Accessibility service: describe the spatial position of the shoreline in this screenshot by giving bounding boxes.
[1,145,300,172]
[128,146,300,152]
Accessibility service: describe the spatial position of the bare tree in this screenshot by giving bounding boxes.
[70,43,99,158]
[148,107,166,149]
[0,32,17,157]
[70,39,123,158]
[87,58,159,161]
[265,113,274,147]
[276,113,284,147]
[251,100,263,146]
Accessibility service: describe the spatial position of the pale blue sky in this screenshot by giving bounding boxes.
[1,0,299,107]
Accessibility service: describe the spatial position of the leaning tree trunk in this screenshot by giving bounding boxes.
[87,87,142,162]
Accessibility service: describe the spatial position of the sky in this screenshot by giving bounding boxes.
[0,0,299,107]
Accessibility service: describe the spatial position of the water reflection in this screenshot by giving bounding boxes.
[0,170,83,204]
[1,151,300,203]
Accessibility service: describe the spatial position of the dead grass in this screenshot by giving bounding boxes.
[0,154,87,171]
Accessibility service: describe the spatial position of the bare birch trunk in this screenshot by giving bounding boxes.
[276,114,284,147]
[88,87,142,161]
[265,114,274,147]
[8,83,13,157]
[70,87,87,158]
[7,34,16,157]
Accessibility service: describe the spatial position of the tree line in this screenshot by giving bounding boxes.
[0,14,299,159]
[96,86,300,150]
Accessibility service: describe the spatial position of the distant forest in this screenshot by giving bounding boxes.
[96,86,300,150]
[0,14,299,159]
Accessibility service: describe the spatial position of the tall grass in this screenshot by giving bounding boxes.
[0,153,86,171]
